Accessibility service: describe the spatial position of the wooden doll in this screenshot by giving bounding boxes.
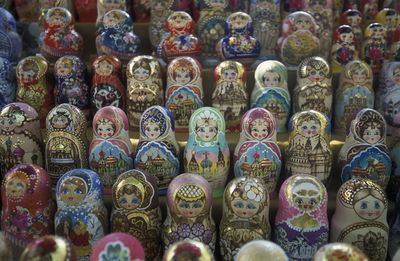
[313,243,369,260]
[13,0,40,21]
[91,55,126,114]
[37,0,74,28]
[0,7,17,32]
[74,0,97,22]
[111,169,162,260]
[220,176,270,260]
[148,0,176,51]
[285,110,332,183]
[89,106,133,194]
[127,55,164,129]
[389,27,400,61]
[331,25,359,74]
[0,8,22,65]
[340,9,364,51]
[361,0,379,25]
[96,10,141,65]
[293,56,333,118]
[45,104,88,185]
[212,61,248,132]
[55,169,108,260]
[166,56,203,132]
[96,0,127,32]
[162,173,216,251]
[330,178,388,261]
[90,233,145,261]
[335,60,374,134]
[251,60,290,133]
[54,56,91,121]
[0,57,16,109]
[40,7,84,65]
[277,11,320,68]
[1,164,55,259]
[274,174,329,260]
[236,240,288,261]
[389,191,400,259]
[383,0,400,12]
[134,106,180,194]
[332,0,344,28]
[389,115,400,199]
[361,23,387,74]
[375,8,400,48]
[133,0,151,22]
[163,240,214,261]
[184,107,230,198]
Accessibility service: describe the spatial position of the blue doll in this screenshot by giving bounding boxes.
[0,57,16,109]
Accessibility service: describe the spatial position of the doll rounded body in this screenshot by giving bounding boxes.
[96,0,126,31]
[148,0,175,50]
[163,240,214,260]
[361,23,387,74]
[331,25,359,74]
[340,9,363,50]
[313,243,369,260]
[0,57,16,109]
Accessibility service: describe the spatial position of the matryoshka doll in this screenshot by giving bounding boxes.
[389,191,400,259]
[293,56,333,118]
[361,0,379,25]
[74,0,97,22]
[212,61,247,132]
[96,10,141,65]
[184,107,230,198]
[236,240,288,261]
[330,178,388,261]
[389,115,400,198]
[89,106,133,194]
[162,174,216,252]
[16,56,54,128]
[251,60,290,133]
[45,104,88,185]
[275,174,328,260]
[340,9,364,51]
[220,176,270,260]
[335,60,374,134]
[111,169,162,260]
[375,8,400,48]
[163,240,215,261]
[96,0,126,31]
[1,164,55,259]
[389,26,400,61]
[331,25,359,74]
[40,7,84,65]
[313,243,369,260]
[134,106,180,194]
[166,56,203,132]
[0,8,22,65]
[55,169,108,261]
[285,110,332,183]
[149,0,176,51]
[0,57,16,109]
[361,23,387,74]
[133,0,151,22]
[127,55,164,129]
[54,56,91,121]
[91,55,126,114]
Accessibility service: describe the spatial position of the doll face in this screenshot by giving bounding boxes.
[250,120,269,140]
[56,61,72,76]
[19,69,38,83]
[5,178,27,199]
[170,13,191,28]
[174,67,192,85]
[307,68,326,82]
[118,192,141,209]
[51,113,70,129]
[354,194,384,220]
[104,12,122,26]
[293,14,313,31]
[393,69,400,85]
[196,123,218,141]
[49,10,67,26]
[222,68,238,81]
[0,113,23,132]
[230,14,250,29]
[144,121,161,139]
[292,189,321,212]
[133,67,150,81]
[351,68,368,83]
[96,60,114,76]
[340,31,354,43]
[298,119,321,138]
[347,15,362,26]
[209,0,226,9]
[370,26,386,38]
[231,198,260,218]
[386,14,399,28]
[104,0,124,9]
[59,179,88,205]
[153,0,167,11]
[309,0,325,11]
[362,126,381,144]
[96,118,115,138]
[176,198,205,217]
[263,71,280,87]
[258,0,273,8]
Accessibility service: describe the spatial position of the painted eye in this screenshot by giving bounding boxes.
[311,71,316,75]
[296,198,303,204]
[154,127,159,132]
[301,126,308,130]
[62,188,69,194]
[199,127,205,133]
[311,125,317,130]
[234,201,244,208]
[375,201,381,209]
[192,202,202,208]
[74,189,83,194]
[16,182,23,189]
[262,129,268,132]
[185,74,190,78]
[145,127,150,132]
[119,198,127,204]
[247,203,256,209]
[176,74,181,78]
[361,202,368,209]
[309,199,317,205]
[132,198,140,204]
[107,128,113,132]
[179,202,190,208]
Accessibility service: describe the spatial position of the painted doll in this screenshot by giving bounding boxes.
[212,61,247,131]
[162,173,216,251]
[0,8,22,65]
[389,27,400,61]
[89,106,133,194]
[361,0,379,25]
[0,7,17,33]
[40,7,84,65]
[285,110,332,183]
[96,0,126,32]
[74,0,97,22]
[236,240,288,260]
[111,169,162,260]
[90,233,145,261]
[133,0,151,22]
[220,176,270,260]
[375,8,400,48]
[277,11,320,68]
[332,0,344,28]
[293,56,333,118]
[275,174,329,260]
[184,107,230,198]
[13,0,40,21]
[127,55,164,129]
[340,9,364,51]
[361,23,387,74]
[54,56,91,120]
[0,57,16,109]
[134,106,180,194]
[217,12,260,67]
[233,108,281,196]
[1,164,54,259]
[251,60,290,133]
[163,240,214,261]
[330,178,388,261]
[160,11,202,62]
[149,0,176,50]
[331,25,359,74]
[335,60,374,134]
[45,104,88,185]
[313,243,369,260]
[55,169,108,261]
[383,0,400,12]
[16,57,53,128]
[166,57,203,132]
[389,115,400,199]
[389,191,400,259]
[37,0,74,28]
[91,56,126,114]
[96,10,141,65]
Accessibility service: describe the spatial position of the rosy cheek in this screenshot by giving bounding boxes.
[262,133,267,137]
[312,130,318,135]
[108,133,113,137]
[359,210,366,216]
[253,133,258,137]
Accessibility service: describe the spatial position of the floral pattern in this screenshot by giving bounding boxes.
[99,242,130,261]
[244,181,263,202]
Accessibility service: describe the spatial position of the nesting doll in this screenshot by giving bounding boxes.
[184,107,230,198]
[96,0,126,31]
[375,9,400,48]
[54,56,90,120]
[134,106,180,194]
[220,176,270,260]
[16,56,53,128]
[335,60,374,134]
[383,0,400,12]
[389,27,400,61]
[293,56,332,118]
[361,23,387,74]
[285,110,332,183]
[163,240,215,261]
[90,233,145,261]
[277,11,320,68]
[127,55,164,129]
[313,243,369,260]
[236,240,288,261]
[41,7,84,65]
[275,174,329,260]
[89,107,133,194]
[1,164,54,258]
[331,25,359,74]
[340,9,363,50]
[212,61,247,131]
[251,60,290,133]
[149,0,175,50]
[361,0,379,25]
[163,174,216,251]
[331,178,388,261]
[74,0,97,22]
[0,8,22,65]
[0,7,16,32]
[389,191,400,259]
[91,56,126,114]
[389,115,400,198]
[45,104,88,185]
[96,10,140,65]
[0,57,16,109]
[166,57,203,132]
[111,170,162,260]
